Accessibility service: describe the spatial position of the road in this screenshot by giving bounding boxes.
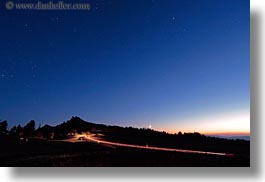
[60,134,234,157]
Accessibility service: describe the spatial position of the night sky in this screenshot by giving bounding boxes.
[0,0,250,135]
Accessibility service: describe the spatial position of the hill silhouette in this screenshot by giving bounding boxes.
[0,117,250,167]
[33,116,250,156]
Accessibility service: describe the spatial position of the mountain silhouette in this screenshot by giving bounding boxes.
[32,116,250,158]
[1,116,250,167]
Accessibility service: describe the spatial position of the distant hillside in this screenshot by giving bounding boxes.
[34,116,250,157]
[209,135,250,141]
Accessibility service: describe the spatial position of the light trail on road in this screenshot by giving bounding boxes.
[60,134,235,157]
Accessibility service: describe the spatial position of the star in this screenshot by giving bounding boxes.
[31,64,37,70]
[51,17,60,23]
[24,23,33,32]
[55,17,60,22]
[172,16,176,21]
[73,28,77,33]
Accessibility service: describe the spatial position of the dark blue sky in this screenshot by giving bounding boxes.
[0,0,249,134]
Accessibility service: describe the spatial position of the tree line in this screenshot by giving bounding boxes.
[0,120,36,137]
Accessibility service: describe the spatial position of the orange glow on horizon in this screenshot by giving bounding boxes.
[163,129,250,136]
[154,110,250,136]
[194,130,250,136]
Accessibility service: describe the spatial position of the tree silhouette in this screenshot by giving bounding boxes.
[16,124,23,137]
[9,125,17,135]
[0,120,8,135]
[23,120,36,137]
[178,131,183,136]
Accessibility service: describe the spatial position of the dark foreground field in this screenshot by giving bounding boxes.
[0,136,250,167]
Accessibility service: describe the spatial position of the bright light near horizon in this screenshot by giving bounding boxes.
[164,110,250,135]
[198,112,250,135]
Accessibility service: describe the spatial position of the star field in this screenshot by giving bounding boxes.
[0,0,249,135]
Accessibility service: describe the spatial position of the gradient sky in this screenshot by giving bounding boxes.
[0,0,250,135]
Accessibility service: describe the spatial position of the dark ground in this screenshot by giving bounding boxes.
[0,136,250,167]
